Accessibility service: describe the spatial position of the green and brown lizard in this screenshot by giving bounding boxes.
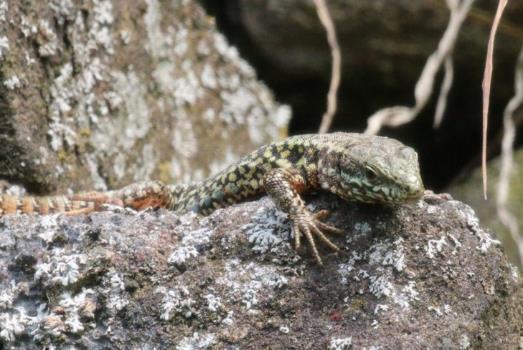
[0,133,424,264]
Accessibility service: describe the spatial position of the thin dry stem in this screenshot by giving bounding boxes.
[365,0,474,135]
[482,0,508,200]
[434,57,454,128]
[315,0,342,134]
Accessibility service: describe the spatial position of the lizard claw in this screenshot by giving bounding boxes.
[290,209,344,265]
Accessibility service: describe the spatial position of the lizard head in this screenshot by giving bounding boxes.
[318,135,424,203]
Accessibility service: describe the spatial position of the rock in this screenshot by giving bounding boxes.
[448,148,523,268]
[0,0,290,194]
[0,193,520,348]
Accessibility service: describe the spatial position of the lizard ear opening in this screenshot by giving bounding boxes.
[365,167,377,182]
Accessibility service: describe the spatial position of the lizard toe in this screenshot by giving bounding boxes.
[300,224,323,265]
[292,222,302,250]
[290,209,343,265]
[315,219,344,235]
[310,223,340,252]
[312,209,344,235]
[313,209,331,220]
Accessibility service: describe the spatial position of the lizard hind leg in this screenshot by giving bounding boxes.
[71,181,172,214]
[116,181,173,211]
[263,168,344,265]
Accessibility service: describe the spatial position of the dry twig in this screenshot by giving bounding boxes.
[315,0,342,134]
[434,57,454,128]
[365,0,475,135]
[481,0,508,200]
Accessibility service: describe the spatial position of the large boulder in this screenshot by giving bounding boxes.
[448,148,523,268]
[0,0,289,194]
[0,193,520,348]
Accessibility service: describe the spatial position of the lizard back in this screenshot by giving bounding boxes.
[168,134,319,214]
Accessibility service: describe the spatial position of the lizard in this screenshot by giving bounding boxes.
[0,132,424,265]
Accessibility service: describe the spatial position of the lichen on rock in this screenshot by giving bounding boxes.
[0,0,290,193]
[0,194,520,348]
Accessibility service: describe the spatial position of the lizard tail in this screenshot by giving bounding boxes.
[0,181,188,216]
[0,192,122,216]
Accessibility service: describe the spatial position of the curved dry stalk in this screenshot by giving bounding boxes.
[314,0,342,134]
[365,0,475,135]
[482,0,508,200]
[434,57,454,128]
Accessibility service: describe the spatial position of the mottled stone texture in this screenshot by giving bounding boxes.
[0,0,290,194]
[0,194,520,349]
[449,149,523,269]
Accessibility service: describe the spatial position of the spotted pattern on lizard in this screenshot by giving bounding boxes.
[0,133,424,265]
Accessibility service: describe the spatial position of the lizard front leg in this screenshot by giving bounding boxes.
[263,168,343,265]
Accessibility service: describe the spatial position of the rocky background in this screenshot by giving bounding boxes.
[0,194,521,348]
[0,0,289,194]
[0,0,522,348]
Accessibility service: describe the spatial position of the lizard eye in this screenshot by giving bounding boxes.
[365,168,377,181]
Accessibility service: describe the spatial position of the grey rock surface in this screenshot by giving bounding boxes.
[0,194,520,349]
[448,148,523,269]
[0,0,289,194]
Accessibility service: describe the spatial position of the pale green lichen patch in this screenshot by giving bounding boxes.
[156,285,196,321]
[215,259,288,310]
[242,203,292,254]
[0,36,8,58]
[175,331,216,350]
[337,235,415,310]
[34,249,88,287]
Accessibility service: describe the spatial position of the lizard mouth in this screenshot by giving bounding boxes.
[404,187,425,202]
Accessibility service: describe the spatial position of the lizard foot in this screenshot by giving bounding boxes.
[290,209,344,265]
